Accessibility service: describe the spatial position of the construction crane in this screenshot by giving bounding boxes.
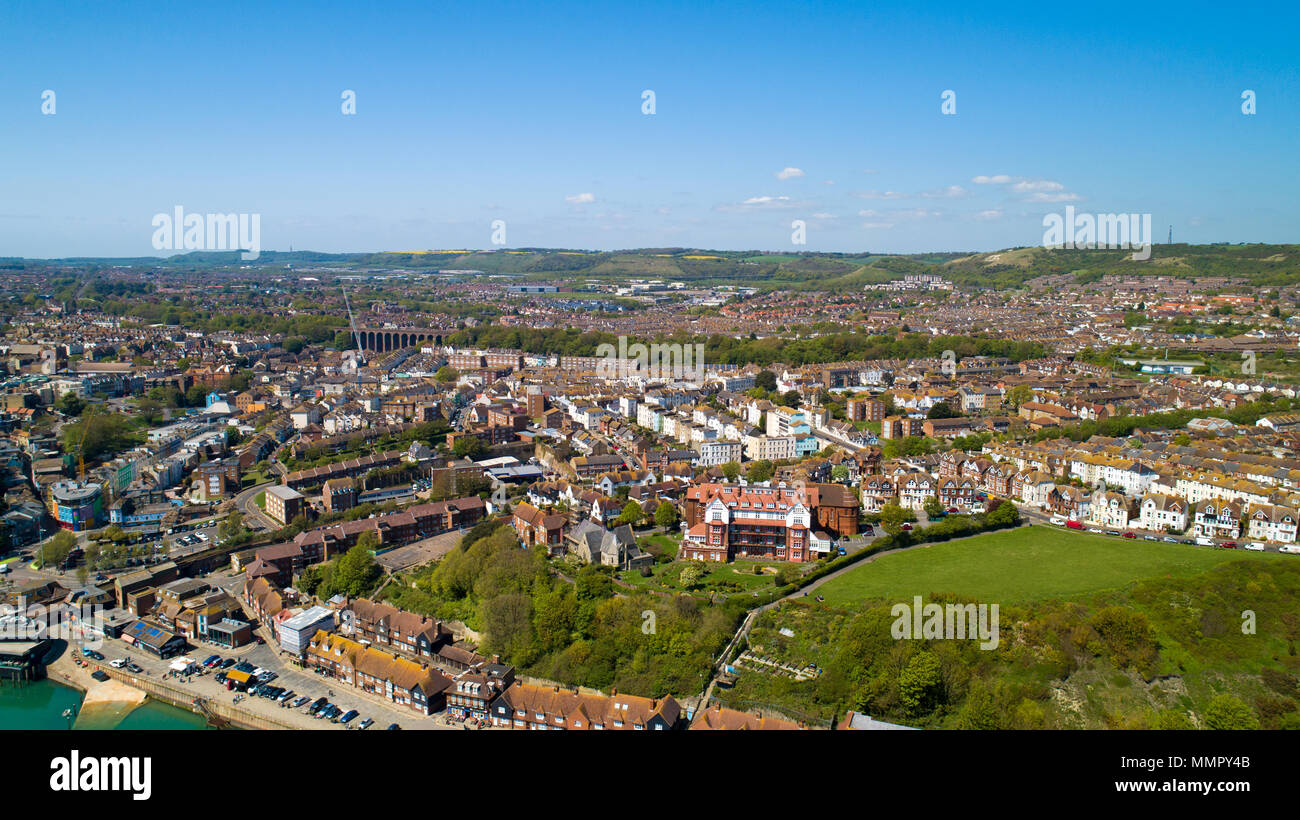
[341,281,363,390]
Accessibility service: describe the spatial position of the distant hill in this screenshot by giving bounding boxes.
[6,243,1299,291]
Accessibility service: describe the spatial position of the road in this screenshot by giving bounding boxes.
[235,480,281,531]
[82,609,468,731]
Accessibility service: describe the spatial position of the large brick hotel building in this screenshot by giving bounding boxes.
[681,482,860,563]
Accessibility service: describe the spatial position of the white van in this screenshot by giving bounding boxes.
[1049,517,1065,526]
[1279,544,1300,554]
[1245,542,1267,551]
[1195,536,1214,546]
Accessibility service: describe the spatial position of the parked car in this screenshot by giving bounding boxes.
[1221,541,1238,549]
[386,723,401,730]
[109,658,126,668]
[292,696,311,708]
[900,523,912,530]
[125,662,143,673]
[1143,535,1159,541]
[1280,544,1300,554]
[1246,542,1267,551]
[91,669,110,682]
[1087,528,1102,534]
[338,709,359,724]
[1121,532,1136,539]
[277,690,295,703]
[1162,536,1178,543]
[308,698,328,715]
[359,718,374,730]
[837,547,847,557]
[203,654,221,667]
[220,657,237,669]
[83,648,104,661]
[1066,520,1083,530]
[1049,516,1065,526]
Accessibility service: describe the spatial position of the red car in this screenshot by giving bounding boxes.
[1222,541,1237,549]
[1122,532,1136,539]
[900,523,913,530]
[1066,520,1083,530]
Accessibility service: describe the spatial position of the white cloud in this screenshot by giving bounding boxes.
[775,167,805,180]
[920,185,967,199]
[856,190,909,200]
[716,195,807,212]
[811,212,836,219]
[565,192,596,204]
[974,209,1004,221]
[1023,191,1081,203]
[971,175,1081,203]
[1010,179,1064,194]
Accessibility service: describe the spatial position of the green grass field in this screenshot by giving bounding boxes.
[817,525,1292,605]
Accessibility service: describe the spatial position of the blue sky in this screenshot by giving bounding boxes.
[0,0,1296,257]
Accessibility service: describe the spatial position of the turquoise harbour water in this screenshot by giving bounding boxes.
[1,679,208,730]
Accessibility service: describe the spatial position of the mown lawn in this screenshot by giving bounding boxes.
[816,525,1292,605]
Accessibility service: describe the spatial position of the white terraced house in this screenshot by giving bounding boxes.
[1088,491,1135,529]
[1245,503,1298,544]
[898,473,936,511]
[1192,499,1241,540]
[1138,493,1189,533]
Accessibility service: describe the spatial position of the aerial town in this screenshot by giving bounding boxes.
[3,249,1299,732]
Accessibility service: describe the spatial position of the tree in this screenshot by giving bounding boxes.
[435,366,460,383]
[1202,694,1260,730]
[452,436,487,460]
[1004,385,1033,410]
[616,500,644,527]
[42,530,77,568]
[754,370,777,392]
[56,392,86,417]
[332,540,381,598]
[927,401,959,420]
[678,562,706,589]
[333,330,356,350]
[746,460,775,483]
[878,502,914,535]
[898,650,944,716]
[282,337,306,354]
[720,461,741,482]
[653,500,680,528]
